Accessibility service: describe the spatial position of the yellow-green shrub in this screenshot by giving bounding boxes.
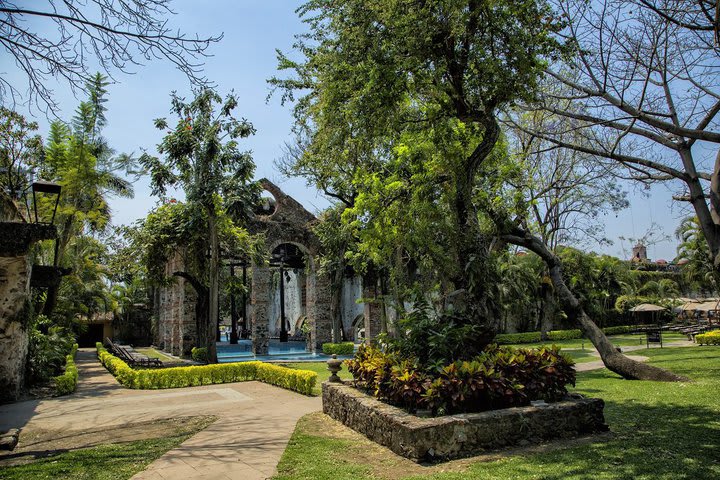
[696,331,720,345]
[54,343,79,395]
[95,343,316,395]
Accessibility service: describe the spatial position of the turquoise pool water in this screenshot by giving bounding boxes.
[215,339,353,363]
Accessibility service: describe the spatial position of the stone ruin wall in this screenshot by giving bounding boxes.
[0,254,31,402]
[156,250,197,356]
[152,179,384,356]
[0,196,55,402]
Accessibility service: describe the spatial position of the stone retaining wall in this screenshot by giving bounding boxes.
[322,381,607,462]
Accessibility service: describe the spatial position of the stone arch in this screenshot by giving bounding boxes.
[249,199,332,354]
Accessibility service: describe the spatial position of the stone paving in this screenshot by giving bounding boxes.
[0,349,321,480]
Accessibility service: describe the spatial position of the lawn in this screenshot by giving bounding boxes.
[134,347,176,362]
[0,417,215,480]
[273,346,720,480]
[513,333,688,350]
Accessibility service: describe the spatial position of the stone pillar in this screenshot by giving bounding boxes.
[251,265,271,355]
[308,270,332,352]
[363,280,382,344]
[0,256,31,403]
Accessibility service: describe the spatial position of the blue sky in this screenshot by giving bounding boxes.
[6,0,688,261]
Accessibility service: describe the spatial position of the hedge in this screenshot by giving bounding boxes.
[54,343,79,395]
[96,343,317,395]
[696,331,720,345]
[495,325,636,345]
[191,346,208,363]
[322,342,355,355]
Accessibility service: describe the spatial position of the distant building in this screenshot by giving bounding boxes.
[631,243,648,262]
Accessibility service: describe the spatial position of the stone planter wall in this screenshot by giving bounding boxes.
[322,382,607,462]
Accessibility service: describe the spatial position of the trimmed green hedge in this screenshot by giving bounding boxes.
[54,343,79,395]
[96,343,317,395]
[322,342,355,355]
[495,325,636,345]
[191,346,208,363]
[696,331,720,345]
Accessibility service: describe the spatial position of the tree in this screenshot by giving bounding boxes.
[37,73,136,315]
[0,107,43,200]
[141,89,258,363]
[675,216,717,293]
[0,0,222,112]
[512,0,720,276]
[273,0,564,352]
[274,0,688,381]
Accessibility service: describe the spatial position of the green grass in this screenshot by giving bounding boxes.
[134,347,175,362]
[274,346,720,480]
[0,418,214,480]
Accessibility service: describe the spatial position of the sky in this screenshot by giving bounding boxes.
[4,0,690,261]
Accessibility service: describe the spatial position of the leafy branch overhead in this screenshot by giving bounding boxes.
[0,0,222,112]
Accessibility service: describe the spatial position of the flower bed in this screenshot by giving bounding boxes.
[54,343,79,395]
[346,344,575,415]
[96,343,316,395]
[322,381,607,462]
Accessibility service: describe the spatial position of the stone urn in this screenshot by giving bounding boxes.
[327,354,343,382]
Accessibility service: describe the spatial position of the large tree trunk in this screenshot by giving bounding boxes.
[207,214,220,363]
[501,226,689,382]
[538,277,555,340]
[450,115,501,348]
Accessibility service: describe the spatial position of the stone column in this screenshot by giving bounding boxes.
[363,280,382,344]
[308,270,332,352]
[0,256,31,403]
[251,265,271,355]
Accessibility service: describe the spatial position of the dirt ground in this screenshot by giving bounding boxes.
[0,415,216,467]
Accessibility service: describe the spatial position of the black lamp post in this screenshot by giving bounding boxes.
[31,180,62,224]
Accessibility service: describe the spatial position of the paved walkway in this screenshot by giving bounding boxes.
[0,349,321,480]
[573,340,694,372]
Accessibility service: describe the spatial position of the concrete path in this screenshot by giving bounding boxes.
[0,349,321,480]
[573,340,695,372]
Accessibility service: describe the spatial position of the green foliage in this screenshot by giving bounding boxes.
[27,315,76,383]
[191,346,208,363]
[272,0,566,340]
[387,297,494,369]
[494,325,635,345]
[675,216,718,292]
[321,342,355,355]
[696,331,720,345]
[53,343,79,395]
[96,343,317,395]
[345,343,575,415]
[0,107,43,200]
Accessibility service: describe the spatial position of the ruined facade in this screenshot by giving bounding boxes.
[154,179,383,356]
[155,250,198,356]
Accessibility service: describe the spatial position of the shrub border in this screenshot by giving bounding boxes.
[96,343,317,395]
[54,343,79,395]
[321,342,355,355]
[696,331,720,345]
[495,325,636,345]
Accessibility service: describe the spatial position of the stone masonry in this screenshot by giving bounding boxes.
[323,381,608,462]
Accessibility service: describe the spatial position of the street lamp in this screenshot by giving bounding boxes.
[31,180,62,224]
